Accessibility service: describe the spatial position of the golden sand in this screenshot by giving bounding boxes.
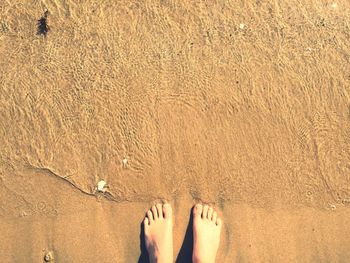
[1,0,350,262]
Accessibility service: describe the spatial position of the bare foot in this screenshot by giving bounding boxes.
[144,203,173,263]
[192,204,222,263]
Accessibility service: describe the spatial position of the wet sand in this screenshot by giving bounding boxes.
[1,0,350,262]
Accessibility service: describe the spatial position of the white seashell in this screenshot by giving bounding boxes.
[97,180,106,192]
[239,23,245,29]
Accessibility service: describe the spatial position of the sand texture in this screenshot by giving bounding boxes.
[1,0,350,262]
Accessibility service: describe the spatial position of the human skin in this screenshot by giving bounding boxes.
[143,203,222,263]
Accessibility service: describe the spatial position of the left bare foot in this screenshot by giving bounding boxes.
[144,203,173,263]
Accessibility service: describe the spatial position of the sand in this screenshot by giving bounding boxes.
[0,0,350,262]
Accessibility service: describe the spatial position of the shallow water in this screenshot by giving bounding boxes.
[1,0,350,261]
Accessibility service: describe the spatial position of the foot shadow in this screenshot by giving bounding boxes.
[175,207,194,263]
[138,221,150,263]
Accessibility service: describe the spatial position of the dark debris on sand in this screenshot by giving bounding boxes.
[37,10,50,36]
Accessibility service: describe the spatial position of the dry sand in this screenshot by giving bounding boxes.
[1,0,350,262]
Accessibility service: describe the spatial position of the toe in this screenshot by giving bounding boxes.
[208,207,213,220]
[156,203,163,218]
[212,211,217,223]
[151,205,158,219]
[163,203,172,219]
[202,205,209,219]
[193,204,203,218]
[144,217,149,226]
[147,210,154,221]
[143,217,150,234]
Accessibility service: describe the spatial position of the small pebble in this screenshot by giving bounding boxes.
[239,23,245,29]
[97,180,106,192]
[342,198,350,204]
[122,158,128,166]
[19,211,28,217]
[44,251,54,262]
[330,3,338,9]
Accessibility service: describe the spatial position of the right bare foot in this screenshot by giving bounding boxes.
[192,204,222,263]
